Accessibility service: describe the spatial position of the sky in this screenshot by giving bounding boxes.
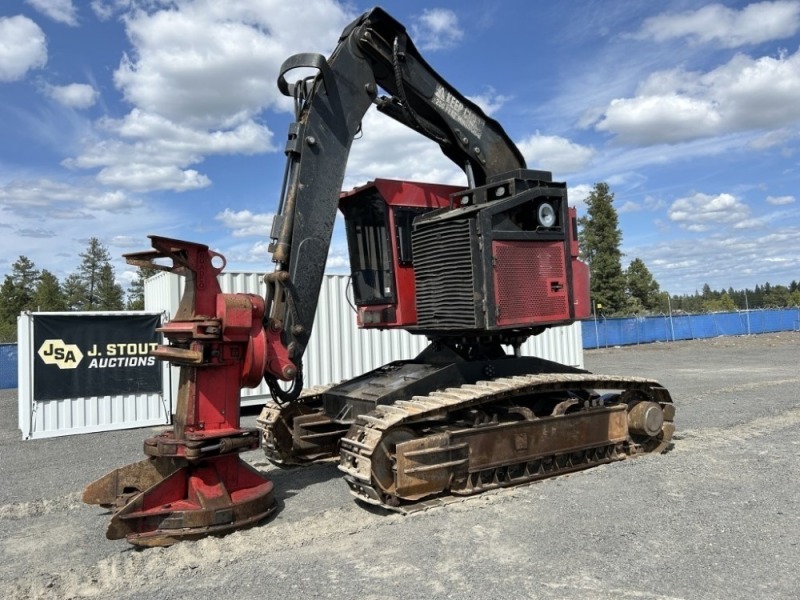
[1,0,800,297]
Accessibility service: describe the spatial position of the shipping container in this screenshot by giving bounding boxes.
[145,272,583,407]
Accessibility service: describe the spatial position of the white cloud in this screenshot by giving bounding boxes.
[767,194,796,204]
[215,208,274,238]
[0,179,178,285]
[411,8,464,51]
[25,0,78,26]
[90,1,113,21]
[110,235,145,249]
[325,253,349,271]
[668,192,751,231]
[66,110,272,192]
[627,226,800,294]
[597,95,722,145]
[89,1,130,21]
[0,179,142,216]
[618,201,641,214]
[16,227,56,238]
[733,217,769,229]
[96,164,210,192]
[516,133,595,175]
[0,15,47,81]
[566,183,592,211]
[113,1,351,129]
[749,128,795,149]
[467,88,510,116]
[220,239,274,266]
[636,1,800,48]
[593,49,800,145]
[119,268,139,286]
[644,196,666,211]
[67,0,352,193]
[344,107,465,190]
[575,131,755,185]
[45,83,98,109]
[86,189,144,211]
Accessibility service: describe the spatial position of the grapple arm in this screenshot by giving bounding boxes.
[265,8,526,398]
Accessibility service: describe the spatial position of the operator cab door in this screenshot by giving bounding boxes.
[339,179,458,329]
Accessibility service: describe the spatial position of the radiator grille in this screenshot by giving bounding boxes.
[493,240,569,326]
[412,219,479,329]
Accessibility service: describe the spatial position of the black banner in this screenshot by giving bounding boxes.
[33,314,162,401]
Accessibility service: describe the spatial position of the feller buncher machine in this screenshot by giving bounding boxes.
[85,7,674,546]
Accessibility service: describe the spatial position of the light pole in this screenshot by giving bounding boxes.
[744,289,751,336]
[666,292,675,342]
[593,301,603,349]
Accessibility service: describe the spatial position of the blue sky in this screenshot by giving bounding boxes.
[1,0,799,296]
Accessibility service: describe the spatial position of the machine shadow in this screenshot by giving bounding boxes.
[254,459,345,503]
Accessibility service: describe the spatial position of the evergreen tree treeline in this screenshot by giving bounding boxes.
[0,237,150,342]
[578,182,800,316]
[668,282,800,314]
[2,197,799,342]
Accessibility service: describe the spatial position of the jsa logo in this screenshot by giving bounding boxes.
[38,339,84,369]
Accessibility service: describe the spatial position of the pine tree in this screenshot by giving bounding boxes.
[32,270,66,312]
[703,292,737,312]
[578,182,626,313]
[0,277,19,342]
[126,266,158,310]
[0,276,18,326]
[95,264,125,310]
[763,285,790,307]
[0,256,40,342]
[62,273,88,311]
[752,284,764,307]
[625,258,661,312]
[78,238,112,310]
[0,256,39,320]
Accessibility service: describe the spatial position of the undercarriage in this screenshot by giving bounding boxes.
[257,355,674,511]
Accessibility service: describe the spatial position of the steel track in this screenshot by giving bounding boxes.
[337,374,675,510]
[257,383,338,465]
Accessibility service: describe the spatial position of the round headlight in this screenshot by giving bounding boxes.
[537,202,556,228]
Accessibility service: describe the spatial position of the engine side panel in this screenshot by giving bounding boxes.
[492,240,570,325]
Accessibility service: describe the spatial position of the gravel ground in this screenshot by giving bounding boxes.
[1,332,799,599]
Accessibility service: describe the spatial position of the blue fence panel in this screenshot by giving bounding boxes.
[709,312,741,337]
[669,315,691,341]
[0,344,18,389]
[582,308,800,349]
[691,314,715,338]
[639,316,669,344]
[6,310,797,380]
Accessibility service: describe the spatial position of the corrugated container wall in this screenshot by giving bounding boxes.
[145,272,583,407]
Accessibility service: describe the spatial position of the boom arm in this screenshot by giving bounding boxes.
[264,7,525,398]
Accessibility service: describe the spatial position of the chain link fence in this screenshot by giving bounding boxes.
[3,309,800,388]
[583,307,800,349]
[0,343,18,389]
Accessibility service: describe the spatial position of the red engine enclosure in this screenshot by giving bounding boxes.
[568,206,591,319]
[339,179,590,332]
[339,179,460,329]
